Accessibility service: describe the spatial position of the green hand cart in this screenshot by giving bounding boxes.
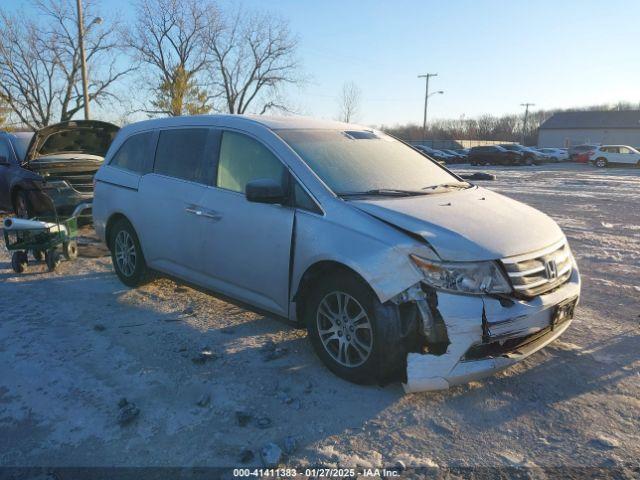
[3,202,92,273]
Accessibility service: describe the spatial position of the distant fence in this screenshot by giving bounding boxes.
[406,139,515,149]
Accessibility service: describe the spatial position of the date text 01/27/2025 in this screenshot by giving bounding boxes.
[232,468,401,477]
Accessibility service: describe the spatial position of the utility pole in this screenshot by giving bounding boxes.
[77,0,90,120]
[520,102,535,144]
[418,73,438,140]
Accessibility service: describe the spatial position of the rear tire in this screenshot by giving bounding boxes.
[109,218,148,287]
[63,240,78,260]
[305,273,406,384]
[595,157,607,168]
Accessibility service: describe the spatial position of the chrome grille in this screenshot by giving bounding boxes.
[502,240,573,297]
[49,170,96,194]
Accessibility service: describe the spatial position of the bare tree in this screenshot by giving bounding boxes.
[41,0,133,121]
[0,0,131,129]
[205,10,301,114]
[0,95,12,130]
[337,81,361,123]
[128,0,214,116]
[0,10,58,129]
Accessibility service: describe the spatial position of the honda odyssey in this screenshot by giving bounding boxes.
[92,115,581,392]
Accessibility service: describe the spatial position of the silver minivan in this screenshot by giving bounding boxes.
[93,115,581,393]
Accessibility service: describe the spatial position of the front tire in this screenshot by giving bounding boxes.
[109,218,148,287]
[45,250,61,272]
[11,251,28,273]
[595,157,607,168]
[305,273,405,384]
[14,190,32,219]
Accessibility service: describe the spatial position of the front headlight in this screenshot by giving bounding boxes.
[410,254,512,295]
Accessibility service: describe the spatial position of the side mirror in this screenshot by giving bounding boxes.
[245,178,287,204]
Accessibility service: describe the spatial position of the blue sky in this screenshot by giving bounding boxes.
[7,0,640,125]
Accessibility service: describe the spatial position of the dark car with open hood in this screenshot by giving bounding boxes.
[0,120,119,217]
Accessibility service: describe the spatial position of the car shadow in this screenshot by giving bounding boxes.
[1,260,635,467]
[440,331,639,430]
[0,267,403,467]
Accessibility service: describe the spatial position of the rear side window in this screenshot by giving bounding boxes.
[217,131,285,193]
[154,128,215,185]
[110,132,153,173]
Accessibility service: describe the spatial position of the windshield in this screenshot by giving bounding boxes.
[277,129,462,194]
[11,133,33,162]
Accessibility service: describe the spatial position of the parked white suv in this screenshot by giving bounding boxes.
[93,115,580,392]
[590,145,640,168]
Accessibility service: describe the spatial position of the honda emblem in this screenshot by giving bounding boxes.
[545,259,558,279]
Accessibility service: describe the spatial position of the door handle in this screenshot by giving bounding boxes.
[200,212,221,220]
[185,206,221,221]
[185,207,203,216]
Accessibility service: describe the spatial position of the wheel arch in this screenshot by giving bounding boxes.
[10,184,24,210]
[293,260,375,325]
[105,212,131,251]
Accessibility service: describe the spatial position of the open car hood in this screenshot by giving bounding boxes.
[351,187,565,261]
[25,120,120,162]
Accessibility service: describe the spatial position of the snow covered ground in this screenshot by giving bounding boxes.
[0,163,638,473]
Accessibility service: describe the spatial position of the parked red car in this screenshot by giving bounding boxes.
[569,144,598,163]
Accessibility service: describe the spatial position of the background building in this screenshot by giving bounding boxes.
[537,110,640,148]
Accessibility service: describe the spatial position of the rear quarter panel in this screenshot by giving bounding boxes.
[93,165,142,243]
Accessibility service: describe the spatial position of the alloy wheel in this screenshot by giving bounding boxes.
[114,230,136,277]
[316,291,373,367]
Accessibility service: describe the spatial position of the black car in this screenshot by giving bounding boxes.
[467,145,524,166]
[0,120,119,217]
[499,144,543,165]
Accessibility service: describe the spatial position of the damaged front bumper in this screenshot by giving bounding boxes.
[402,267,581,393]
[25,184,93,218]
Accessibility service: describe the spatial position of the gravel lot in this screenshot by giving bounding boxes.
[0,163,638,473]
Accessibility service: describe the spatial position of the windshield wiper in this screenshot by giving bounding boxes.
[421,182,471,191]
[338,188,430,198]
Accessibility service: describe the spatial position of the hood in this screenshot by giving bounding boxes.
[351,187,564,261]
[25,120,120,162]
